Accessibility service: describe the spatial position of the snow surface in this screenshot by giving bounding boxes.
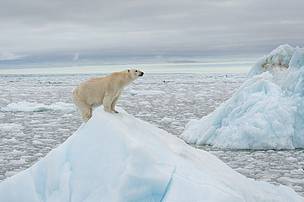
[1,101,75,112]
[0,108,302,202]
[181,45,304,149]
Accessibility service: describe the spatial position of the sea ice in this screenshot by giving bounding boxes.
[128,89,165,96]
[1,101,75,112]
[0,123,23,131]
[0,108,302,201]
[181,45,304,149]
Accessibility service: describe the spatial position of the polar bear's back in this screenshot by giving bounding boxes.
[73,76,110,106]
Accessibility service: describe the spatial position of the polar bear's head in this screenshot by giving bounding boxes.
[127,69,144,80]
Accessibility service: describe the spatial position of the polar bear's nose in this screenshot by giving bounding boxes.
[139,72,144,76]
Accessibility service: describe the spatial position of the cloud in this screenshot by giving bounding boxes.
[0,52,26,61]
[73,52,79,61]
[0,0,303,59]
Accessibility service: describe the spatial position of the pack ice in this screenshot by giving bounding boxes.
[0,108,302,201]
[181,44,304,149]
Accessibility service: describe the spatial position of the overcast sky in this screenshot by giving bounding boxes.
[0,0,303,62]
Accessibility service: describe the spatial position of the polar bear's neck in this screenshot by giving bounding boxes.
[109,71,135,89]
[119,74,135,87]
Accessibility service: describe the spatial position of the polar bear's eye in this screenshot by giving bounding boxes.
[135,70,138,72]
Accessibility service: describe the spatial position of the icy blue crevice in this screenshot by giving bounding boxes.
[160,166,176,202]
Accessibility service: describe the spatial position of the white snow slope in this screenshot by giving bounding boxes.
[181,45,304,149]
[0,107,302,202]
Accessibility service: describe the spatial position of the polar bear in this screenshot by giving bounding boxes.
[72,69,144,122]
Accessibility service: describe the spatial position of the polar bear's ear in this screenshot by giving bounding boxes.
[128,69,130,72]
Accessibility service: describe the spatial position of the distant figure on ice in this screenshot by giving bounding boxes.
[72,69,144,122]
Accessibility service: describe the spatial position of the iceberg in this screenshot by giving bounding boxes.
[248,44,295,76]
[0,108,302,201]
[181,45,304,149]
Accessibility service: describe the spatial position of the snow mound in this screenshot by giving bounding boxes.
[1,101,75,112]
[181,45,304,149]
[0,108,302,202]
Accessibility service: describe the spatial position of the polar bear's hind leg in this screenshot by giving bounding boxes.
[81,106,92,122]
[73,95,92,121]
[77,102,92,122]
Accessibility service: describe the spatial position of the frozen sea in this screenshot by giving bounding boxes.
[0,72,303,196]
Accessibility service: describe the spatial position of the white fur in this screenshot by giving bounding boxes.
[72,69,144,121]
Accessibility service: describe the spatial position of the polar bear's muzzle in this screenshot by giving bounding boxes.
[139,71,144,76]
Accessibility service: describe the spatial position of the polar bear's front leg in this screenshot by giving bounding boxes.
[111,93,121,113]
[103,95,114,113]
